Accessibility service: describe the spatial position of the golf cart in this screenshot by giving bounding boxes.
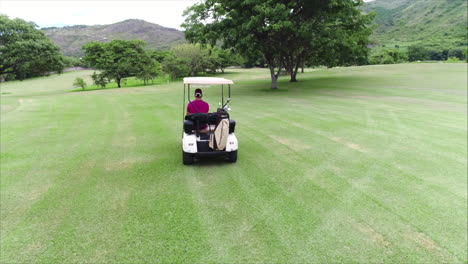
[182,77,238,165]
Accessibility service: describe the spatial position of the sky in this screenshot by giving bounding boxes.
[0,0,374,30]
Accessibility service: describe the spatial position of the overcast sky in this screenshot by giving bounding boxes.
[0,0,374,30]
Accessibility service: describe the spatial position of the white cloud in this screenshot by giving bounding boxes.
[0,0,199,29]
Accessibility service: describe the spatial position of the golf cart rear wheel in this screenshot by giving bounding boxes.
[227,150,238,163]
[183,151,194,165]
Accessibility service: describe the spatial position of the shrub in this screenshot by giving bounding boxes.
[428,49,449,61]
[407,45,429,61]
[448,48,465,60]
[446,57,461,63]
[73,78,87,90]
[369,48,408,65]
[91,72,109,88]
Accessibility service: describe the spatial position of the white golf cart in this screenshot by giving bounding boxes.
[182,77,238,165]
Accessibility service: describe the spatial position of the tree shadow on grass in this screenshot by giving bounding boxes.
[243,74,383,95]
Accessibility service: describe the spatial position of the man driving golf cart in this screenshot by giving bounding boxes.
[182,77,238,165]
[186,88,209,115]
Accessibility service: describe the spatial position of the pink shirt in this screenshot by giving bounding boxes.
[187,100,209,114]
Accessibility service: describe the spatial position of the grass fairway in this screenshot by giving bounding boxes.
[1,64,466,263]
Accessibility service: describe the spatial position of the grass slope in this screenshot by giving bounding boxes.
[1,65,467,263]
[363,0,467,49]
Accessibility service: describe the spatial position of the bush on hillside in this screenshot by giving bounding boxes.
[446,57,462,63]
[369,48,408,65]
[407,45,430,61]
[447,48,465,61]
[91,72,109,88]
[73,78,87,90]
[428,49,449,61]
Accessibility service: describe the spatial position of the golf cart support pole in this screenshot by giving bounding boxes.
[187,84,190,103]
[183,84,185,121]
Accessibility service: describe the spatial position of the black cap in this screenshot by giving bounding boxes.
[194,88,203,98]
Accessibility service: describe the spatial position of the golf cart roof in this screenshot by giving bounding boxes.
[183,77,234,85]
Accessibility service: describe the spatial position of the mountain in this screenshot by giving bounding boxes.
[42,19,185,57]
[362,0,467,49]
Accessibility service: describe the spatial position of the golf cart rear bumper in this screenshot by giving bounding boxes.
[182,133,238,153]
[195,151,231,156]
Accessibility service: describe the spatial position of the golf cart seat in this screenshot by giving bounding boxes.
[184,113,236,134]
[185,113,210,132]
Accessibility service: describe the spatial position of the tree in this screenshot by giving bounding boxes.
[73,78,87,90]
[160,44,243,78]
[407,45,429,61]
[136,60,162,85]
[162,51,190,79]
[448,48,465,61]
[172,44,208,76]
[183,0,374,89]
[149,50,171,63]
[0,15,64,80]
[83,40,151,88]
[91,72,109,88]
[212,47,243,73]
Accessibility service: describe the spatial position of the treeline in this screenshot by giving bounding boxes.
[369,45,467,65]
[0,15,244,83]
[79,40,244,89]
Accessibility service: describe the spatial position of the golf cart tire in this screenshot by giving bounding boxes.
[183,151,194,165]
[227,150,238,163]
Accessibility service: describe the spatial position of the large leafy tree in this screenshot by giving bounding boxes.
[83,40,152,88]
[183,0,374,89]
[0,15,64,80]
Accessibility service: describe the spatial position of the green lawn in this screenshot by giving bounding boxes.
[1,64,466,263]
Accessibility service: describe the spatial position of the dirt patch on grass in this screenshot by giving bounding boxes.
[405,230,441,252]
[18,98,33,104]
[270,135,312,151]
[330,137,368,153]
[105,160,134,171]
[26,183,53,201]
[355,222,390,247]
[114,135,136,148]
[104,156,154,171]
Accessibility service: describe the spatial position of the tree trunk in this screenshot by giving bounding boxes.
[285,65,292,75]
[116,78,121,88]
[221,68,225,73]
[290,73,297,82]
[301,60,304,73]
[290,59,300,82]
[268,64,278,89]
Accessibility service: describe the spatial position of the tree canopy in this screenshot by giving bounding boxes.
[0,15,65,80]
[83,40,156,88]
[183,0,374,88]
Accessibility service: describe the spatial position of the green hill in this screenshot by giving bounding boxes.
[363,0,467,49]
[42,19,185,57]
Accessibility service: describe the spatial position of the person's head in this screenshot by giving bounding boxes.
[194,88,203,99]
